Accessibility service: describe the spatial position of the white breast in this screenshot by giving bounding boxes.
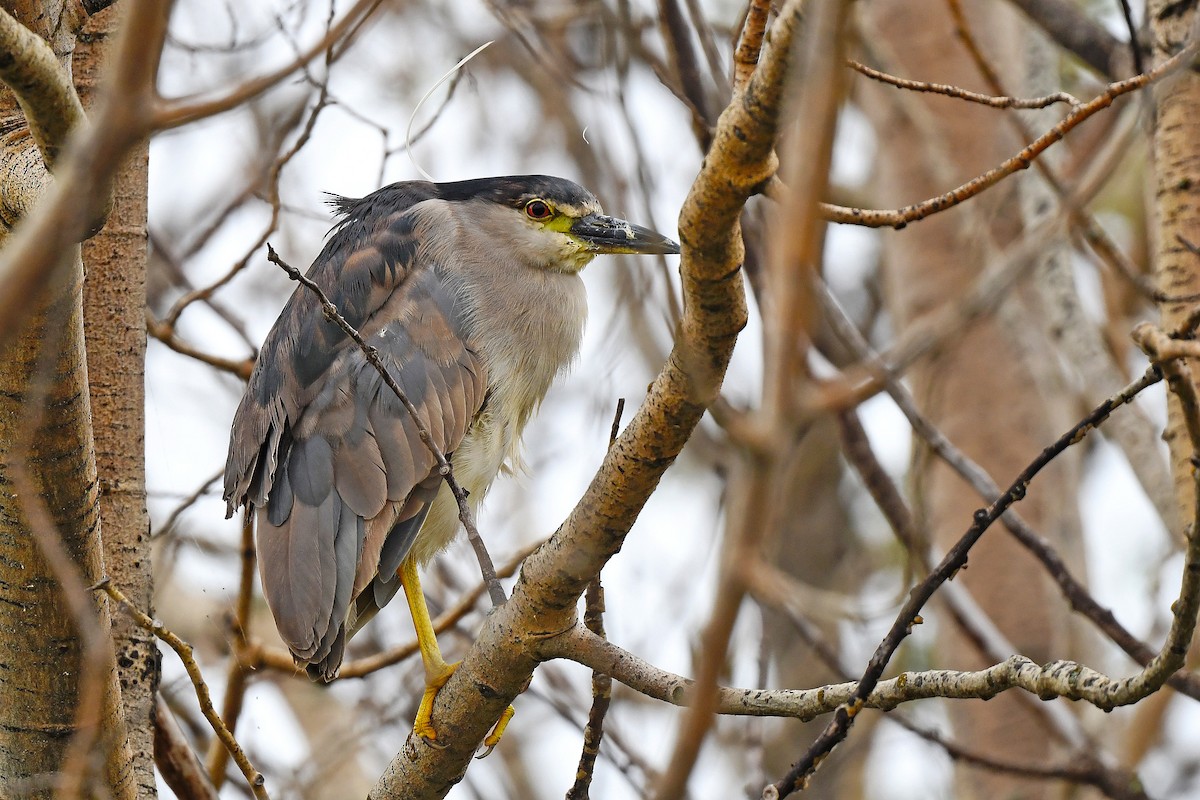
[408,253,588,563]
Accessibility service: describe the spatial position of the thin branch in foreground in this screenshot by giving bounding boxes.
[846,59,1081,109]
[817,284,1200,700]
[820,33,1198,229]
[97,579,269,800]
[265,244,506,607]
[769,367,1167,798]
[755,564,1146,800]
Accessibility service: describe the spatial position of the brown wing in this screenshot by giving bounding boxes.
[223,186,486,680]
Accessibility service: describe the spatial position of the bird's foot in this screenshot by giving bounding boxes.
[413,660,515,756]
[413,661,458,747]
[475,704,515,759]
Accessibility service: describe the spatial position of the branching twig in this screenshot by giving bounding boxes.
[818,285,1200,701]
[164,82,332,329]
[564,402,625,799]
[152,470,223,541]
[821,37,1198,228]
[151,0,382,129]
[145,310,254,379]
[847,59,1081,109]
[769,368,1167,797]
[98,579,269,799]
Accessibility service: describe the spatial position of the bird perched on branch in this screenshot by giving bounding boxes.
[223,175,679,746]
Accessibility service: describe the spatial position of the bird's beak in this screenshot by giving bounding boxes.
[570,214,681,255]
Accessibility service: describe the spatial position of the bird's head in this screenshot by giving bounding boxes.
[437,175,680,273]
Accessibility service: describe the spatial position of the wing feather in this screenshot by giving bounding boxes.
[223,188,487,680]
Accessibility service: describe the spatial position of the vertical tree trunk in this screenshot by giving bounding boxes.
[1149,1,1200,521]
[0,262,136,799]
[0,2,136,796]
[74,5,156,796]
[862,1,1081,796]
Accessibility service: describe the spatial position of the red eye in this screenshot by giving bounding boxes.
[525,199,552,219]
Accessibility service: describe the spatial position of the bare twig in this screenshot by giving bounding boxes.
[847,59,1081,108]
[151,0,382,129]
[768,368,1166,797]
[818,284,1200,701]
[98,579,269,799]
[164,82,332,328]
[564,406,625,799]
[152,470,223,541]
[820,37,1198,228]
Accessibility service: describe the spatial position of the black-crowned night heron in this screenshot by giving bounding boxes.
[223,175,678,745]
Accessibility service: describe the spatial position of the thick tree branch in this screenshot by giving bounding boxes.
[368,0,819,793]
[0,1,170,351]
[0,6,85,168]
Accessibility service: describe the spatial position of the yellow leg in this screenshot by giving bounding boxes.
[399,558,515,752]
[400,558,456,744]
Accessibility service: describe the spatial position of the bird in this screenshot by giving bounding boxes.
[223,175,679,745]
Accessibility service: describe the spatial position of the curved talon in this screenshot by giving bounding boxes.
[475,703,515,758]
